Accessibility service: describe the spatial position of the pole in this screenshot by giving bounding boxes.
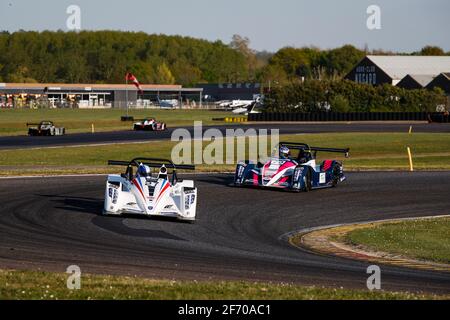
[126,76,129,117]
[407,147,414,172]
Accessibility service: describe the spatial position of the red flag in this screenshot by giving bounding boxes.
[125,72,143,94]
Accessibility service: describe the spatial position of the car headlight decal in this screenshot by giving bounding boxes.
[238,165,245,177]
[185,194,196,210]
[112,189,118,204]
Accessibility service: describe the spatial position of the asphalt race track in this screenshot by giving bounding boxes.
[0,172,449,293]
[1,122,450,150]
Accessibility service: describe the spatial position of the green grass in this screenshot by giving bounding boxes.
[344,218,450,264]
[0,133,449,175]
[0,108,231,135]
[0,269,445,300]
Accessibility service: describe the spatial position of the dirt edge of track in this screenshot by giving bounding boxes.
[286,215,450,272]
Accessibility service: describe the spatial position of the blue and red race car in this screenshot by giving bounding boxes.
[234,142,350,192]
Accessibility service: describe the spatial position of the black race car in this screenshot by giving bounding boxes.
[133,118,167,131]
[27,121,65,136]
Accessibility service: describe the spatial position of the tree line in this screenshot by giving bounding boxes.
[1,30,448,87]
[264,79,447,113]
[0,31,248,86]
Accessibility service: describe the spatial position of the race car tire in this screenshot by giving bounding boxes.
[233,176,243,187]
[303,167,312,192]
[102,210,121,217]
[331,163,341,187]
[233,179,242,187]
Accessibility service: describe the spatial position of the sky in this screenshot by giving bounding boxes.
[0,0,449,53]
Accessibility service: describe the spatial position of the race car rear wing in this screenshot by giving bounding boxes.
[108,158,195,170]
[26,121,54,126]
[309,146,350,157]
[133,118,155,122]
[108,158,195,183]
[279,142,350,157]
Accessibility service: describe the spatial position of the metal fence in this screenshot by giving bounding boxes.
[248,112,450,123]
[0,97,226,110]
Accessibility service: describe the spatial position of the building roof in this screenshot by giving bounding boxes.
[0,83,183,90]
[0,82,203,94]
[367,55,450,81]
[402,74,435,87]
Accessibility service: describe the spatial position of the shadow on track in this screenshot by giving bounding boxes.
[36,193,188,241]
[38,194,102,215]
[194,174,234,187]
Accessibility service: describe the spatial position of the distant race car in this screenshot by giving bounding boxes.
[133,118,167,131]
[27,121,65,136]
[104,158,197,222]
[234,142,349,192]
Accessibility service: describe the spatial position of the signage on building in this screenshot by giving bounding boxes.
[354,66,377,85]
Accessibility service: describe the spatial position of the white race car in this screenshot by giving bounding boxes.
[103,158,197,222]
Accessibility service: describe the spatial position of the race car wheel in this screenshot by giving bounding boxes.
[303,168,312,192]
[331,163,341,187]
[233,179,242,187]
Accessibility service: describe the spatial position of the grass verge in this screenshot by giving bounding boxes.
[0,109,231,135]
[0,133,449,175]
[342,217,450,264]
[0,269,446,300]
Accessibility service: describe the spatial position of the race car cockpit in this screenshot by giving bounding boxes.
[275,143,314,164]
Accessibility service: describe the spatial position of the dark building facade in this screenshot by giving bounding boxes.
[344,56,393,85]
[198,83,262,101]
[396,74,435,90]
[426,73,450,94]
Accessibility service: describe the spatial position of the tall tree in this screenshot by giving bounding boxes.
[420,46,445,56]
[229,34,256,80]
[156,63,175,84]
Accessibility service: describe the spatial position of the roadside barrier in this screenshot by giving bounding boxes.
[248,112,450,123]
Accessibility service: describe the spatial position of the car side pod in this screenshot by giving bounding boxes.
[291,165,312,192]
[234,160,255,186]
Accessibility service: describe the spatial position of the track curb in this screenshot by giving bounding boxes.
[283,215,450,273]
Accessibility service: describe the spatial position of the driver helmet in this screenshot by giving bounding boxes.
[280,146,290,159]
[138,164,151,177]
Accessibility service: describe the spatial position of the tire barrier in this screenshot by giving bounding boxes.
[248,112,450,123]
[121,116,134,121]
